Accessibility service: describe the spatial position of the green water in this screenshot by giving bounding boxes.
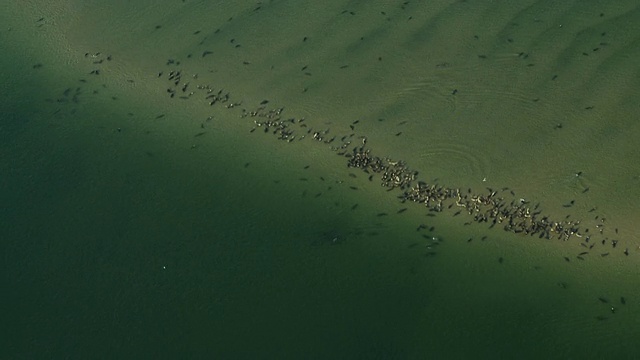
[2,0,640,358]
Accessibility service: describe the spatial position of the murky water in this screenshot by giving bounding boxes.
[2,0,639,358]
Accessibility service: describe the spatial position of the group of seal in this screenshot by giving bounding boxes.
[153,58,632,262]
[49,45,629,321]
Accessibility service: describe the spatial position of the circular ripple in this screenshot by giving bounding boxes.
[419,140,493,182]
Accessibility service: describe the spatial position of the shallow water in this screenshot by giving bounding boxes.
[2,0,640,358]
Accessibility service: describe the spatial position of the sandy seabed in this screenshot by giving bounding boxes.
[2,0,640,358]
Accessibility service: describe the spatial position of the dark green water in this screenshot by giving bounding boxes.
[2,1,640,359]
